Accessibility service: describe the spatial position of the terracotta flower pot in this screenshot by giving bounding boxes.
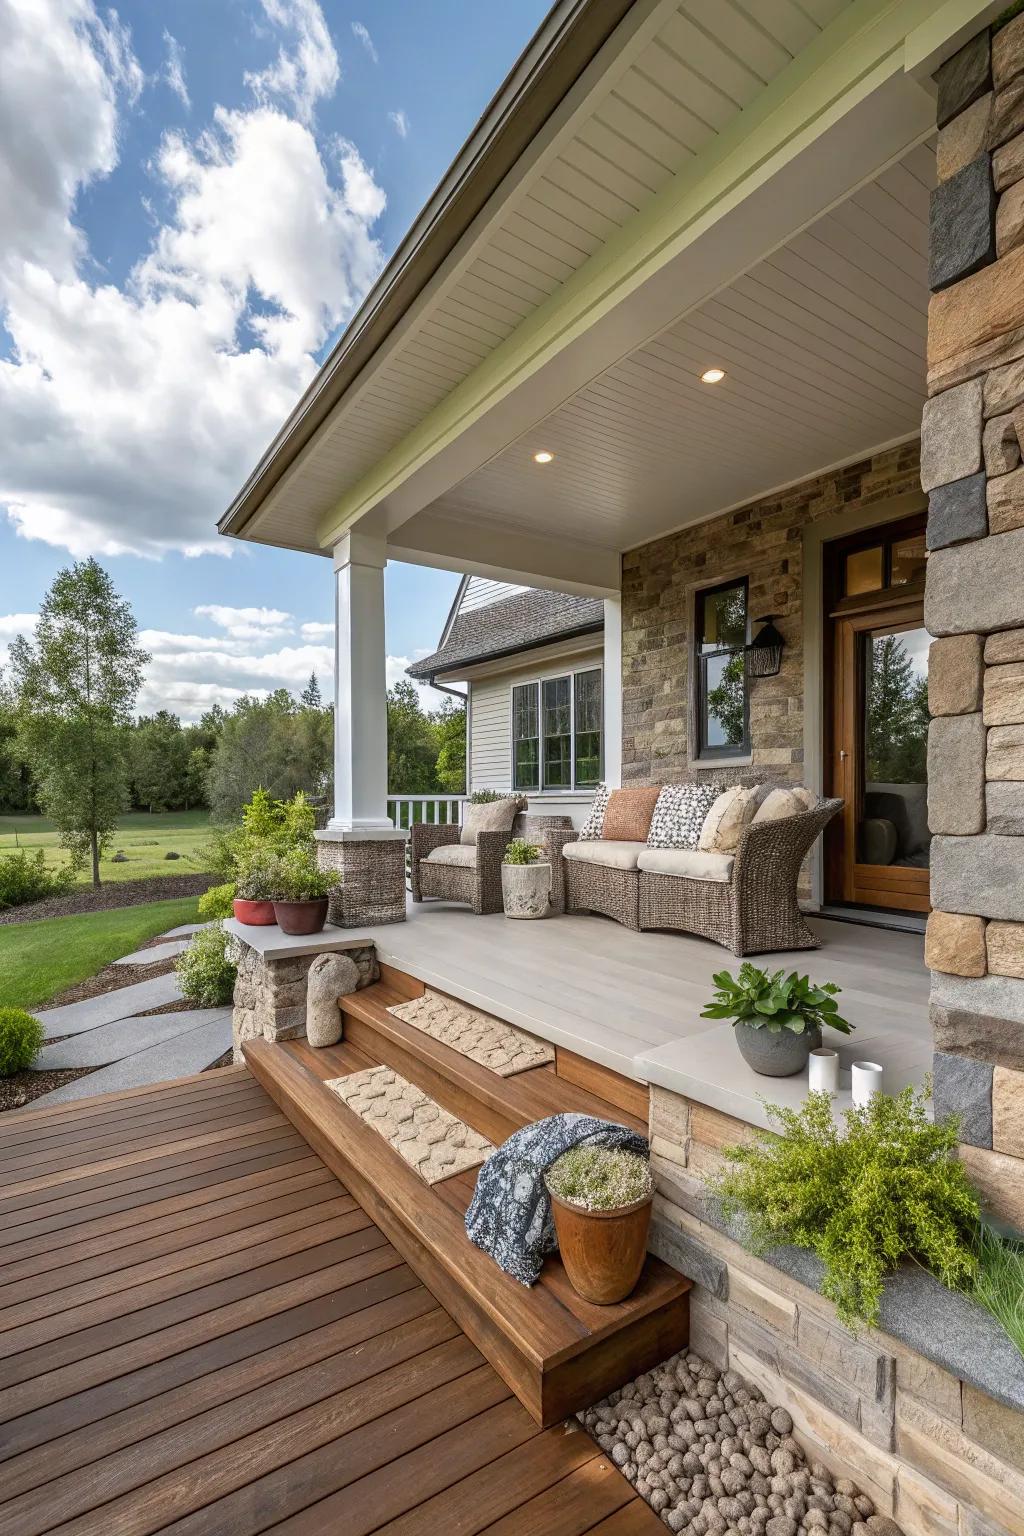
[232,897,276,926]
[547,1187,653,1305]
[272,898,329,936]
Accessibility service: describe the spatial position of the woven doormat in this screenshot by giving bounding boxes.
[388,989,554,1077]
[326,1065,493,1185]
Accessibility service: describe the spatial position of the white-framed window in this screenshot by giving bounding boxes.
[511,666,602,792]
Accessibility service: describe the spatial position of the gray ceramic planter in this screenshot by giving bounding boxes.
[734,1021,822,1077]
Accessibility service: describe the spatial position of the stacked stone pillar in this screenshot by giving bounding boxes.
[923,17,1024,1233]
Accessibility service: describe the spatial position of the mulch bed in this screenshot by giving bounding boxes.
[0,873,216,926]
[1,1064,100,1114]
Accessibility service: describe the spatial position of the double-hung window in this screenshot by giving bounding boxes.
[695,579,750,758]
[512,667,602,791]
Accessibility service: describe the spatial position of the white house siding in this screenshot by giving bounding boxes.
[458,577,529,614]
[468,647,603,830]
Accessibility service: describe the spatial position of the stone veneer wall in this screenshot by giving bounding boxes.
[922,18,1024,1235]
[648,1088,1024,1536]
[231,940,378,1062]
[620,444,921,789]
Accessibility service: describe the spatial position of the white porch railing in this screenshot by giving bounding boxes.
[387,794,469,830]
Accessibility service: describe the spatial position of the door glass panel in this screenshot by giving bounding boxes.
[844,545,884,596]
[890,534,927,587]
[860,624,930,870]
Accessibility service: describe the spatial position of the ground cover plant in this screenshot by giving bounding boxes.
[547,1146,653,1212]
[0,1007,45,1075]
[710,1086,980,1329]
[973,1223,1024,1358]
[0,809,213,886]
[176,924,237,1007]
[0,896,200,1010]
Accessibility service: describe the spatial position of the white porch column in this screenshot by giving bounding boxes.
[327,531,394,833]
[603,595,622,789]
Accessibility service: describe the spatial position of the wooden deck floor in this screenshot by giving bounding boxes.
[0,1067,662,1536]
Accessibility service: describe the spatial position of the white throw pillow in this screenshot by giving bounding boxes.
[647,783,720,850]
[698,785,761,853]
[577,783,612,841]
[460,795,523,846]
[752,786,810,825]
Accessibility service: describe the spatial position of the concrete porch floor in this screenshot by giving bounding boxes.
[254,903,931,1132]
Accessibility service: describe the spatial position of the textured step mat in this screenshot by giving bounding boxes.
[326,1065,493,1185]
[388,989,555,1077]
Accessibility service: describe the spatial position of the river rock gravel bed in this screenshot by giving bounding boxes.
[578,1350,903,1536]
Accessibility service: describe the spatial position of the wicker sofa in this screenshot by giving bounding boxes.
[411,812,577,916]
[562,796,842,955]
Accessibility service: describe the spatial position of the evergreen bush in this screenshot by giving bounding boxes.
[176,925,237,1007]
[0,1007,45,1075]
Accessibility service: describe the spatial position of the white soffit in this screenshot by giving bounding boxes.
[426,140,933,554]
[247,0,852,552]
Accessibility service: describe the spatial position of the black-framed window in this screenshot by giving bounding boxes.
[511,667,602,791]
[695,579,750,758]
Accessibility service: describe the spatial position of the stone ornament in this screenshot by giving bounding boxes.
[305,952,359,1048]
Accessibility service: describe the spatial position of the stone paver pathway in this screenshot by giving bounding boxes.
[116,939,190,967]
[35,973,184,1037]
[158,922,214,938]
[34,1009,232,1069]
[32,1014,232,1104]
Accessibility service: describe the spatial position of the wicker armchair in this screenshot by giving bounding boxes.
[411,812,576,916]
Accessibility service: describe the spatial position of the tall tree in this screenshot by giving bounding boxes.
[434,694,467,793]
[387,680,440,794]
[10,559,148,885]
[132,711,190,811]
[300,672,323,709]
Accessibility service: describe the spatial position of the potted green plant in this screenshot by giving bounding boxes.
[232,848,278,926]
[269,848,339,936]
[501,837,550,920]
[701,963,853,1077]
[545,1145,654,1304]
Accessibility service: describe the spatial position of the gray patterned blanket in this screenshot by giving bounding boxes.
[464,1111,649,1285]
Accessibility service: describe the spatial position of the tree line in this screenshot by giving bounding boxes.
[1,558,465,884]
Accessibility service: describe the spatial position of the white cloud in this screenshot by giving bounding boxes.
[245,0,340,125]
[388,109,409,139]
[138,622,333,718]
[194,603,294,639]
[0,0,386,561]
[300,620,334,639]
[351,21,378,64]
[163,29,190,109]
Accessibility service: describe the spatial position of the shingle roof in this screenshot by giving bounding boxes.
[407,588,604,679]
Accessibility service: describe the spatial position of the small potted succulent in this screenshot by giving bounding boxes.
[232,848,278,926]
[501,837,551,920]
[545,1145,654,1304]
[269,847,339,936]
[701,963,853,1078]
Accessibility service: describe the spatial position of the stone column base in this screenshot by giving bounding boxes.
[231,940,377,1063]
[315,833,408,926]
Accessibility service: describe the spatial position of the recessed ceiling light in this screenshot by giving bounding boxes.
[701,367,726,384]
[533,450,554,463]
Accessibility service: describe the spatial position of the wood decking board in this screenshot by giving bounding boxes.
[0,1067,662,1536]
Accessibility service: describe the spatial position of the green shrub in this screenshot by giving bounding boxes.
[267,847,338,902]
[235,847,278,901]
[204,788,316,882]
[0,1007,45,1075]
[503,838,539,865]
[197,883,236,921]
[711,1087,981,1330]
[546,1145,653,1212]
[469,788,505,804]
[701,963,853,1037]
[972,1223,1024,1358]
[176,925,237,1007]
[0,848,75,910]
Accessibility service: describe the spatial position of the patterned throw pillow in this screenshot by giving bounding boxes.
[577,782,611,840]
[647,783,720,850]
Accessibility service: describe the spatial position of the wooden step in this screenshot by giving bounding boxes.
[339,982,647,1147]
[243,1036,689,1428]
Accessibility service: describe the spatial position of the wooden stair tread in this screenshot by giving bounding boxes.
[339,983,647,1147]
[244,1037,689,1427]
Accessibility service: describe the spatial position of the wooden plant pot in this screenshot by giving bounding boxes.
[547,1188,653,1305]
[272,898,329,936]
[232,898,276,926]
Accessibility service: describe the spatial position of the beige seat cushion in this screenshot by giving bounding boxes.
[698,785,761,852]
[601,786,661,842]
[752,786,813,824]
[425,843,478,868]
[563,840,645,872]
[460,796,523,846]
[637,847,734,883]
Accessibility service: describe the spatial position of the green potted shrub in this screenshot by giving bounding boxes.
[232,848,278,926]
[269,847,339,935]
[501,837,550,920]
[545,1145,654,1304]
[701,963,853,1077]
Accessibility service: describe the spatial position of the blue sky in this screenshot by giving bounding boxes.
[0,0,549,715]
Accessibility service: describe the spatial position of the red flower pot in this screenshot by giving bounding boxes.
[232,898,276,926]
[272,898,329,936]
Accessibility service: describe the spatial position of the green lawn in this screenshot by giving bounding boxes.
[0,897,202,1011]
[0,810,215,885]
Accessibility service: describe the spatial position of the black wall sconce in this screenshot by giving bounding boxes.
[745,615,785,677]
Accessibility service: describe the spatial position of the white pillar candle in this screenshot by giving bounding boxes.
[808,1047,839,1095]
[851,1061,884,1107]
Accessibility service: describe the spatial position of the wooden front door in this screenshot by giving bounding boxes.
[825,519,930,914]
